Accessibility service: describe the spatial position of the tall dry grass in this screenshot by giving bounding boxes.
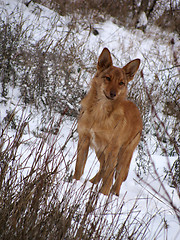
[1,110,179,240]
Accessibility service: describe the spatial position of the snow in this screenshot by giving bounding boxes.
[0,0,179,239]
[137,11,148,28]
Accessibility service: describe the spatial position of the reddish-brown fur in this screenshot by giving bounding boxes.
[73,48,143,196]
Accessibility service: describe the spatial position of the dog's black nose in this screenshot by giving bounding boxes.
[110,90,116,98]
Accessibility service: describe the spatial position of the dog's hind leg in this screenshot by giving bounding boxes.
[73,135,90,180]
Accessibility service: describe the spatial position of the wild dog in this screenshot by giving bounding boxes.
[73,48,143,196]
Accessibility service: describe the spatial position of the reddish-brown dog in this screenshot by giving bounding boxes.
[73,48,143,196]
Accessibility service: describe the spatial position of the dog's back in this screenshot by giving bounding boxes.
[74,48,142,196]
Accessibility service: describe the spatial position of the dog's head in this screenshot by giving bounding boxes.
[94,48,140,101]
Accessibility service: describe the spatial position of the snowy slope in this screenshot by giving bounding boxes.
[0,0,179,239]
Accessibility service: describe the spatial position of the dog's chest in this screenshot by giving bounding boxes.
[80,106,125,150]
[89,123,114,151]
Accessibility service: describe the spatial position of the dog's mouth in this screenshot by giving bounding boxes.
[103,91,115,100]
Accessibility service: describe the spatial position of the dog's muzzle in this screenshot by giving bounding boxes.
[103,91,116,100]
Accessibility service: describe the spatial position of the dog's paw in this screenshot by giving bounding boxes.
[110,186,120,196]
[73,173,81,180]
[90,174,101,184]
[99,185,111,196]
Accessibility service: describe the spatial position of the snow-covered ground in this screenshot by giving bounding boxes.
[0,0,179,239]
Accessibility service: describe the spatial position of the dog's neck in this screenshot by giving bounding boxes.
[81,84,124,121]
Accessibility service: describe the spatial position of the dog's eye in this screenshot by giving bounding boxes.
[105,76,111,81]
[119,81,124,86]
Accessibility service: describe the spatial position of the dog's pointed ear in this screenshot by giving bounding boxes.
[97,48,113,71]
[123,59,140,82]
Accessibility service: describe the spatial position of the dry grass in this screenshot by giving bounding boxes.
[0,111,179,239]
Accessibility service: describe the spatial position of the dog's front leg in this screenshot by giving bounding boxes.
[73,135,90,180]
[90,150,105,184]
[112,132,141,196]
[100,147,119,195]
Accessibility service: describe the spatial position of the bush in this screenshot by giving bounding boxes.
[0,14,96,119]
